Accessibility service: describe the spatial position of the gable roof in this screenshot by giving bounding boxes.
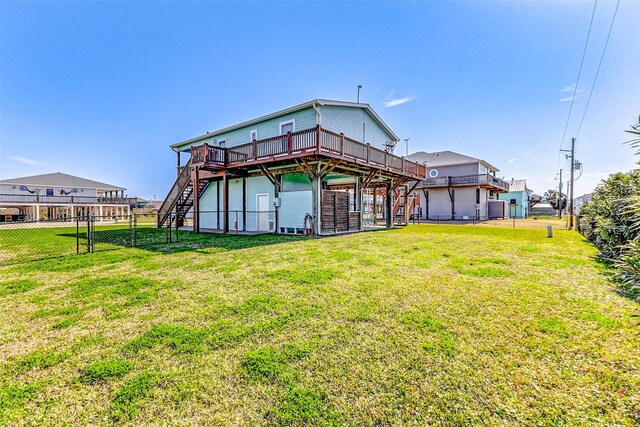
[0,172,126,191]
[170,99,399,149]
[507,179,528,192]
[407,150,499,172]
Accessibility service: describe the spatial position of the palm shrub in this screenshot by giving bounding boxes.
[613,195,640,288]
[578,170,640,259]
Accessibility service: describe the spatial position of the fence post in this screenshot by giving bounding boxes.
[129,214,133,247]
[133,214,137,247]
[76,215,79,254]
[175,211,180,242]
[167,213,171,243]
[86,216,92,253]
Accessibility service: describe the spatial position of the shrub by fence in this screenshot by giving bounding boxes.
[577,169,640,292]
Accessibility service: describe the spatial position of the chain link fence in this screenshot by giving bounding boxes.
[0,210,278,265]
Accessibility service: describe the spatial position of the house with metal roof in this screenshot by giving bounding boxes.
[498,179,532,219]
[0,172,129,221]
[405,150,510,221]
[159,99,426,235]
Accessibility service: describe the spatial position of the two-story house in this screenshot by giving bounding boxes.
[406,151,509,220]
[0,172,130,221]
[159,99,426,235]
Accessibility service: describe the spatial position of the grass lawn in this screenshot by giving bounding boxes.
[0,225,638,426]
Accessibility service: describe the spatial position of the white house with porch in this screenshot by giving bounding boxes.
[0,172,130,221]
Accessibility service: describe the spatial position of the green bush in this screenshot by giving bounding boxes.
[578,168,640,292]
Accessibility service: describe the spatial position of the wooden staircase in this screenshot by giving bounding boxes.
[392,192,416,225]
[157,160,210,228]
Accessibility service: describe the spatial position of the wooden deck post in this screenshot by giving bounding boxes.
[287,131,293,154]
[252,139,258,160]
[356,176,363,230]
[367,144,371,164]
[311,164,321,235]
[386,180,393,229]
[340,133,345,156]
[192,166,200,233]
[176,150,181,178]
[223,173,229,233]
[316,125,321,154]
[242,177,247,232]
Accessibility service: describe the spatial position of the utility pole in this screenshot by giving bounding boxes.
[404,138,410,156]
[557,169,563,219]
[561,138,576,229]
[357,85,362,103]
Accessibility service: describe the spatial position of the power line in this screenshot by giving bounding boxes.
[557,0,598,171]
[574,0,621,139]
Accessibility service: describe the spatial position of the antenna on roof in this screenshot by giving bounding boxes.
[357,85,362,103]
[384,141,397,153]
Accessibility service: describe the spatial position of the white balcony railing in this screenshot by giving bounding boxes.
[0,194,130,205]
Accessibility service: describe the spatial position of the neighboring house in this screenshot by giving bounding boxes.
[0,172,130,221]
[405,151,510,220]
[498,179,532,219]
[159,99,426,235]
[573,193,592,214]
[130,197,164,210]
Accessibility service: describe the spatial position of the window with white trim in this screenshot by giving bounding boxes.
[250,130,258,141]
[280,120,295,135]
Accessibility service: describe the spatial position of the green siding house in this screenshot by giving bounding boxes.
[498,179,532,219]
[160,99,426,235]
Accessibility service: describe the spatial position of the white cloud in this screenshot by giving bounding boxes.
[8,156,46,166]
[561,83,583,93]
[559,96,575,102]
[507,158,518,164]
[384,97,414,108]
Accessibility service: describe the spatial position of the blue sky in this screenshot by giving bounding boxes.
[1,1,638,199]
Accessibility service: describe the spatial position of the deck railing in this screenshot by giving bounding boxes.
[420,174,509,191]
[0,194,130,204]
[189,126,426,179]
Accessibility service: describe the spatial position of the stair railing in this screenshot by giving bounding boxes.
[158,158,192,227]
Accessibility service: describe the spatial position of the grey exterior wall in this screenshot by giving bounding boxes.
[419,187,491,219]
[427,163,480,179]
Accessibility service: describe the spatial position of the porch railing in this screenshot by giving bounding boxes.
[188,126,426,179]
[420,174,509,191]
[0,194,131,205]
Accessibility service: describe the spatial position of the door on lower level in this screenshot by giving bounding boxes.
[256,194,270,231]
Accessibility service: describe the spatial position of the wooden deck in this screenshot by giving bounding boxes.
[189,125,426,181]
[418,174,510,191]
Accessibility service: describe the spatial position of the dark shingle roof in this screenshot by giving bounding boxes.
[0,172,126,191]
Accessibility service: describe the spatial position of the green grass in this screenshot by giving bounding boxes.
[80,359,133,384]
[0,224,639,426]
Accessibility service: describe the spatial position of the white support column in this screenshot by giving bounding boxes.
[99,205,103,221]
[35,205,40,221]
